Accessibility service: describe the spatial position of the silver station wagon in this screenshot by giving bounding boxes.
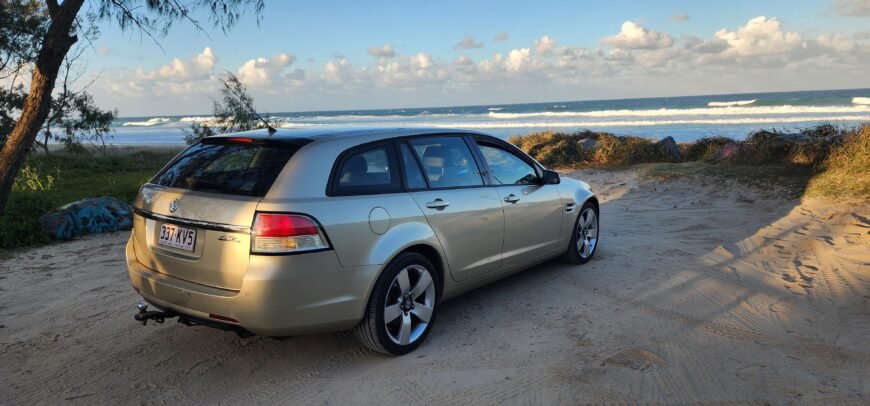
[127,127,599,355]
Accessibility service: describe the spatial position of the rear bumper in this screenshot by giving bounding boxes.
[126,237,381,336]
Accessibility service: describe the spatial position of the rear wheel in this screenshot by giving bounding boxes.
[564,201,599,264]
[355,252,438,355]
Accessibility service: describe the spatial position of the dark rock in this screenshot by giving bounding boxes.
[40,197,133,241]
[655,136,681,161]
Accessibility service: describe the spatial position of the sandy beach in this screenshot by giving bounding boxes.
[0,166,867,404]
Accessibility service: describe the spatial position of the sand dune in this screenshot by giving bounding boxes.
[0,168,867,404]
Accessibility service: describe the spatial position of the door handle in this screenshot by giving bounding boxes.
[426,199,450,210]
[504,194,520,204]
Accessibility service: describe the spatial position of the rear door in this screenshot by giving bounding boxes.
[402,135,504,281]
[473,138,564,267]
[131,138,302,290]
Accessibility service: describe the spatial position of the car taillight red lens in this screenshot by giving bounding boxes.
[251,213,329,254]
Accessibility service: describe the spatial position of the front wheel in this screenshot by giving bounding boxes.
[355,252,438,355]
[564,201,599,264]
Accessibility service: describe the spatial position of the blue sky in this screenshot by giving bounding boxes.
[84,0,870,116]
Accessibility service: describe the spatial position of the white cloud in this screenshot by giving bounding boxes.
[830,0,870,17]
[237,53,296,87]
[367,44,396,59]
[601,21,674,49]
[815,33,856,53]
[454,36,484,50]
[713,17,802,57]
[95,16,870,115]
[534,35,557,55]
[134,47,218,82]
[494,32,510,41]
[371,53,449,89]
[323,58,359,85]
[506,48,532,72]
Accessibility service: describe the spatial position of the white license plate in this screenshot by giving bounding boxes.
[158,223,197,251]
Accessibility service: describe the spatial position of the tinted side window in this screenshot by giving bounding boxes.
[151,141,298,197]
[478,144,539,185]
[400,143,427,189]
[333,145,401,195]
[409,137,483,188]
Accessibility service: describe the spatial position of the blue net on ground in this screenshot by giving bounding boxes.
[39,197,133,241]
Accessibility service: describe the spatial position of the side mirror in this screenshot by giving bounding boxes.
[541,169,560,185]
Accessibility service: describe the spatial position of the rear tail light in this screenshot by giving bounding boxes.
[251,213,330,254]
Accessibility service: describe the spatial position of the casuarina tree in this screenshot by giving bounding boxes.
[184,71,280,145]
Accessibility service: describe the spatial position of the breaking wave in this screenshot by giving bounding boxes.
[122,118,171,127]
[708,99,756,107]
[853,97,870,105]
[488,105,870,119]
[179,116,217,123]
[419,115,870,129]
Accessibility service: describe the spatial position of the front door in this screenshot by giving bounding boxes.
[403,136,505,281]
[475,141,564,268]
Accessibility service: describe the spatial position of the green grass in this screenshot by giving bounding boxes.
[0,148,181,250]
[806,125,870,199]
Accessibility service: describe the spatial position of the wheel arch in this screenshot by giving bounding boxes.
[400,243,446,297]
[585,195,599,212]
[357,238,449,321]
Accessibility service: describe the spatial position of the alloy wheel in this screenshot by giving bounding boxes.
[576,207,599,259]
[383,265,435,345]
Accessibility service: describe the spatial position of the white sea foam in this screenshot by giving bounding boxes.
[414,115,870,129]
[708,99,756,107]
[853,97,870,105]
[488,105,870,119]
[277,122,316,128]
[122,118,171,126]
[487,107,504,111]
[179,116,217,123]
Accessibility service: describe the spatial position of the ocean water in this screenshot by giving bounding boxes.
[107,88,870,145]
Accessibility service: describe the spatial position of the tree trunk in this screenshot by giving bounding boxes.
[0,0,83,213]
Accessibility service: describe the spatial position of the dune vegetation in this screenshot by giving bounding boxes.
[509,123,869,200]
[805,125,870,198]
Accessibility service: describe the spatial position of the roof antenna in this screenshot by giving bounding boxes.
[223,79,278,135]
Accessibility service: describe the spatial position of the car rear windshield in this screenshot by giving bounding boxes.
[151,139,301,197]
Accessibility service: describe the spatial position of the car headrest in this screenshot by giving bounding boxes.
[422,145,448,168]
[340,155,368,184]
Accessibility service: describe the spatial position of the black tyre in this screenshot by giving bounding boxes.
[355,252,438,355]
[564,201,600,264]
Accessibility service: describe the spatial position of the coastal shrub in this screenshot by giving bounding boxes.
[806,124,870,198]
[509,131,669,168]
[681,136,735,161]
[742,125,842,165]
[589,134,664,166]
[786,142,830,166]
[508,132,585,168]
[744,130,787,163]
[800,123,841,139]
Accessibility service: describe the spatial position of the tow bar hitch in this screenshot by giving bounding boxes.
[132,302,253,338]
[134,302,176,325]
